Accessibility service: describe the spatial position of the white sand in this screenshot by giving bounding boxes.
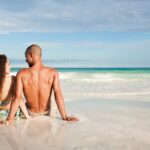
[0,98,150,150]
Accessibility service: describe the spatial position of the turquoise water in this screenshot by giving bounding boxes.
[11,67,150,73]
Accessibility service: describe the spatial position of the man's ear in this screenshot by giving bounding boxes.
[29,53,33,59]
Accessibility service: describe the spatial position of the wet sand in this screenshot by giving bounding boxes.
[0,98,150,150]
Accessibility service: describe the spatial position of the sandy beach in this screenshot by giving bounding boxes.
[0,97,150,150]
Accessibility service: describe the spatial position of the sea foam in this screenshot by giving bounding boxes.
[11,69,150,101]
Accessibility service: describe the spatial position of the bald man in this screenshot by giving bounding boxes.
[1,44,78,125]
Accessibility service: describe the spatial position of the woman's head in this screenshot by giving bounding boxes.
[0,55,10,93]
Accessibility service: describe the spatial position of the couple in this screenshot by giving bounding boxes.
[0,44,78,125]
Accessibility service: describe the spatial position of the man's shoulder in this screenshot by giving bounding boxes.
[43,66,58,74]
[17,68,29,76]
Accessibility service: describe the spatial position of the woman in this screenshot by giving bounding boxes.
[0,54,29,119]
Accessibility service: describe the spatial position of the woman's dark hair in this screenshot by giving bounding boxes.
[0,55,7,93]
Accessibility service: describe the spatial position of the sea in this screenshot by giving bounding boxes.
[10,67,150,102]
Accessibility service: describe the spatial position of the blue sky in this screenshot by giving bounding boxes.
[0,0,150,67]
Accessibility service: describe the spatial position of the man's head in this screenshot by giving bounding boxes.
[25,44,42,67]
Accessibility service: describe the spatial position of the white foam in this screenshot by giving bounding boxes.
[11,70,150,99]
[59,72,150,98]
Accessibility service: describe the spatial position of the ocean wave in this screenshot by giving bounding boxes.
[59,72,150,97]
[10,70,150,98]
[81,91,150,96]
[59,72,150,83]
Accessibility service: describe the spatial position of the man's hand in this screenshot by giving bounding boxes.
[63,116,79,122]
[0,120,11,126]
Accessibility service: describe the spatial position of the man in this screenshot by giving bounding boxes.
[1,44,78,125]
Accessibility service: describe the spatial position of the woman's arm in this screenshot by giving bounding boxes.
[3,71,29,124]
[11,75,30,119]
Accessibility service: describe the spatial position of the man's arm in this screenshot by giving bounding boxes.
[52,70,78,122]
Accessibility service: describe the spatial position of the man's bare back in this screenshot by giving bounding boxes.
[0,44,78,125]
[19,66,55,113]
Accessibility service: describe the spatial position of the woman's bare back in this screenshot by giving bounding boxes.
[0,75,16,102]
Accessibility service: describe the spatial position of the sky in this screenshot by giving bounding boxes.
[0,0,150,67]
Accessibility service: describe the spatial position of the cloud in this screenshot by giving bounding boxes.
[23,39,150,52]
[22,39,150,67]
[0,0,150,33]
